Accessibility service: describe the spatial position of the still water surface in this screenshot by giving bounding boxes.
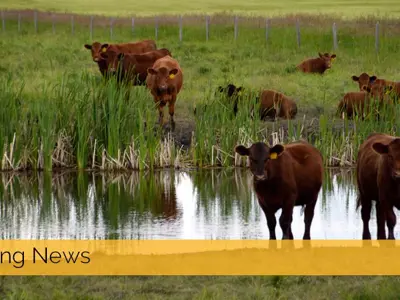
[1,169,399,240]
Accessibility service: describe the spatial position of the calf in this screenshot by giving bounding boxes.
[84,39,157,76]
[296,52,336,74]
[356,133,400,240]
[352,73,395,91]
[217,83,244,116]
[100,48,171,85]
[193,83,244,116]
[146,56,183,126]
[255,90,298,121]
[384,82,400,100]
[235,140,323,240]
[337,88,373,119]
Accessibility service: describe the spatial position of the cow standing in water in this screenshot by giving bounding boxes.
[146,55,183,127]
[235,140,323,240]
[356,133,400,240]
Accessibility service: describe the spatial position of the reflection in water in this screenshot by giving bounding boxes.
[0,168,399,240]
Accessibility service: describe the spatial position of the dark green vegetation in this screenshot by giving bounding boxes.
[0,275,399,299]
[1,12,400,171]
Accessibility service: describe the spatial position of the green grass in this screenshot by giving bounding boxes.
[1,13,400,171]
[2,0,400,18]
[1,275,400,299]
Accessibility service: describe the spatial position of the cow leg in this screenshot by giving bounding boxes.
[266,211,277,240]
[360,196,372,240]
[279,207,294,240]
[157,102,166,125]
[386,207,397,240]
[303,198,317,240]
[168,96,176,123]
[376,200,387,240]
[259,203,277,240]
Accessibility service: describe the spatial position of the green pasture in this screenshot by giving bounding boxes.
[2,275,400,299]
[1,16,400,170]
[2,0,400,18]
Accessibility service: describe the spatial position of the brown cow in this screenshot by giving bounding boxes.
[384,82,400,100]
[352,73,395,92]
[146,55,183,126]
[296,52,337,74]
[84,40,157,76]
[100,48,171,85]
[356,133,400,240]
[337,87,374,120]
[253,90,298,121]
[235,140,323,240]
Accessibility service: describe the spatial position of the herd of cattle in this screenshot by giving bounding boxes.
[84,38,400,240]
[84,38,400,124]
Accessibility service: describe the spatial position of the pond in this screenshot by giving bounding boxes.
[0,168,398,240]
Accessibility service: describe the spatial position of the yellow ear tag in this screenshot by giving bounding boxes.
[101,48,107,53]
[270,152,278,160]
[169,74,175,79]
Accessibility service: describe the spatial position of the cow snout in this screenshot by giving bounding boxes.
[254,174,267,181]
[393,170,400,179]
[159,85,168,92]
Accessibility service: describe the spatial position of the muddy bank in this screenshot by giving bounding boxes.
[160,113,356,150]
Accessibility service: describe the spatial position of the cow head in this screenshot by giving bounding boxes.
[217,84,244,98]
[352,73,377,91]
[84,42,109,63]
[318,52,337,69]
[373,138,400,179]
[147,66,179,95]
[217,84,244,116]
[100,49,124,73]
[235,142,285,181]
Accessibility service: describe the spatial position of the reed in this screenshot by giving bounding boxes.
[1,16,400,171]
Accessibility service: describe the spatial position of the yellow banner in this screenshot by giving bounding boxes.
[0,240,399,275]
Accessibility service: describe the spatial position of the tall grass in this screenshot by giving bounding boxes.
[1,16,400,170]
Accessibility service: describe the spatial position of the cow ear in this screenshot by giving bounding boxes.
[269,144,284,159]
[318,52,323,58]
[369,76,377,84]
[100,44,109,53]
[84,44,92,50]
[235,145,249,156]
[352,76,359,82]
[373,142,389,154]
[147,68,157,75]
[169,68,179,76]
[331,54,336,59]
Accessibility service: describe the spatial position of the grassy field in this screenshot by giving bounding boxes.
[0,275,399,299]
[1,12,400,171]
[2,0,400,18]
